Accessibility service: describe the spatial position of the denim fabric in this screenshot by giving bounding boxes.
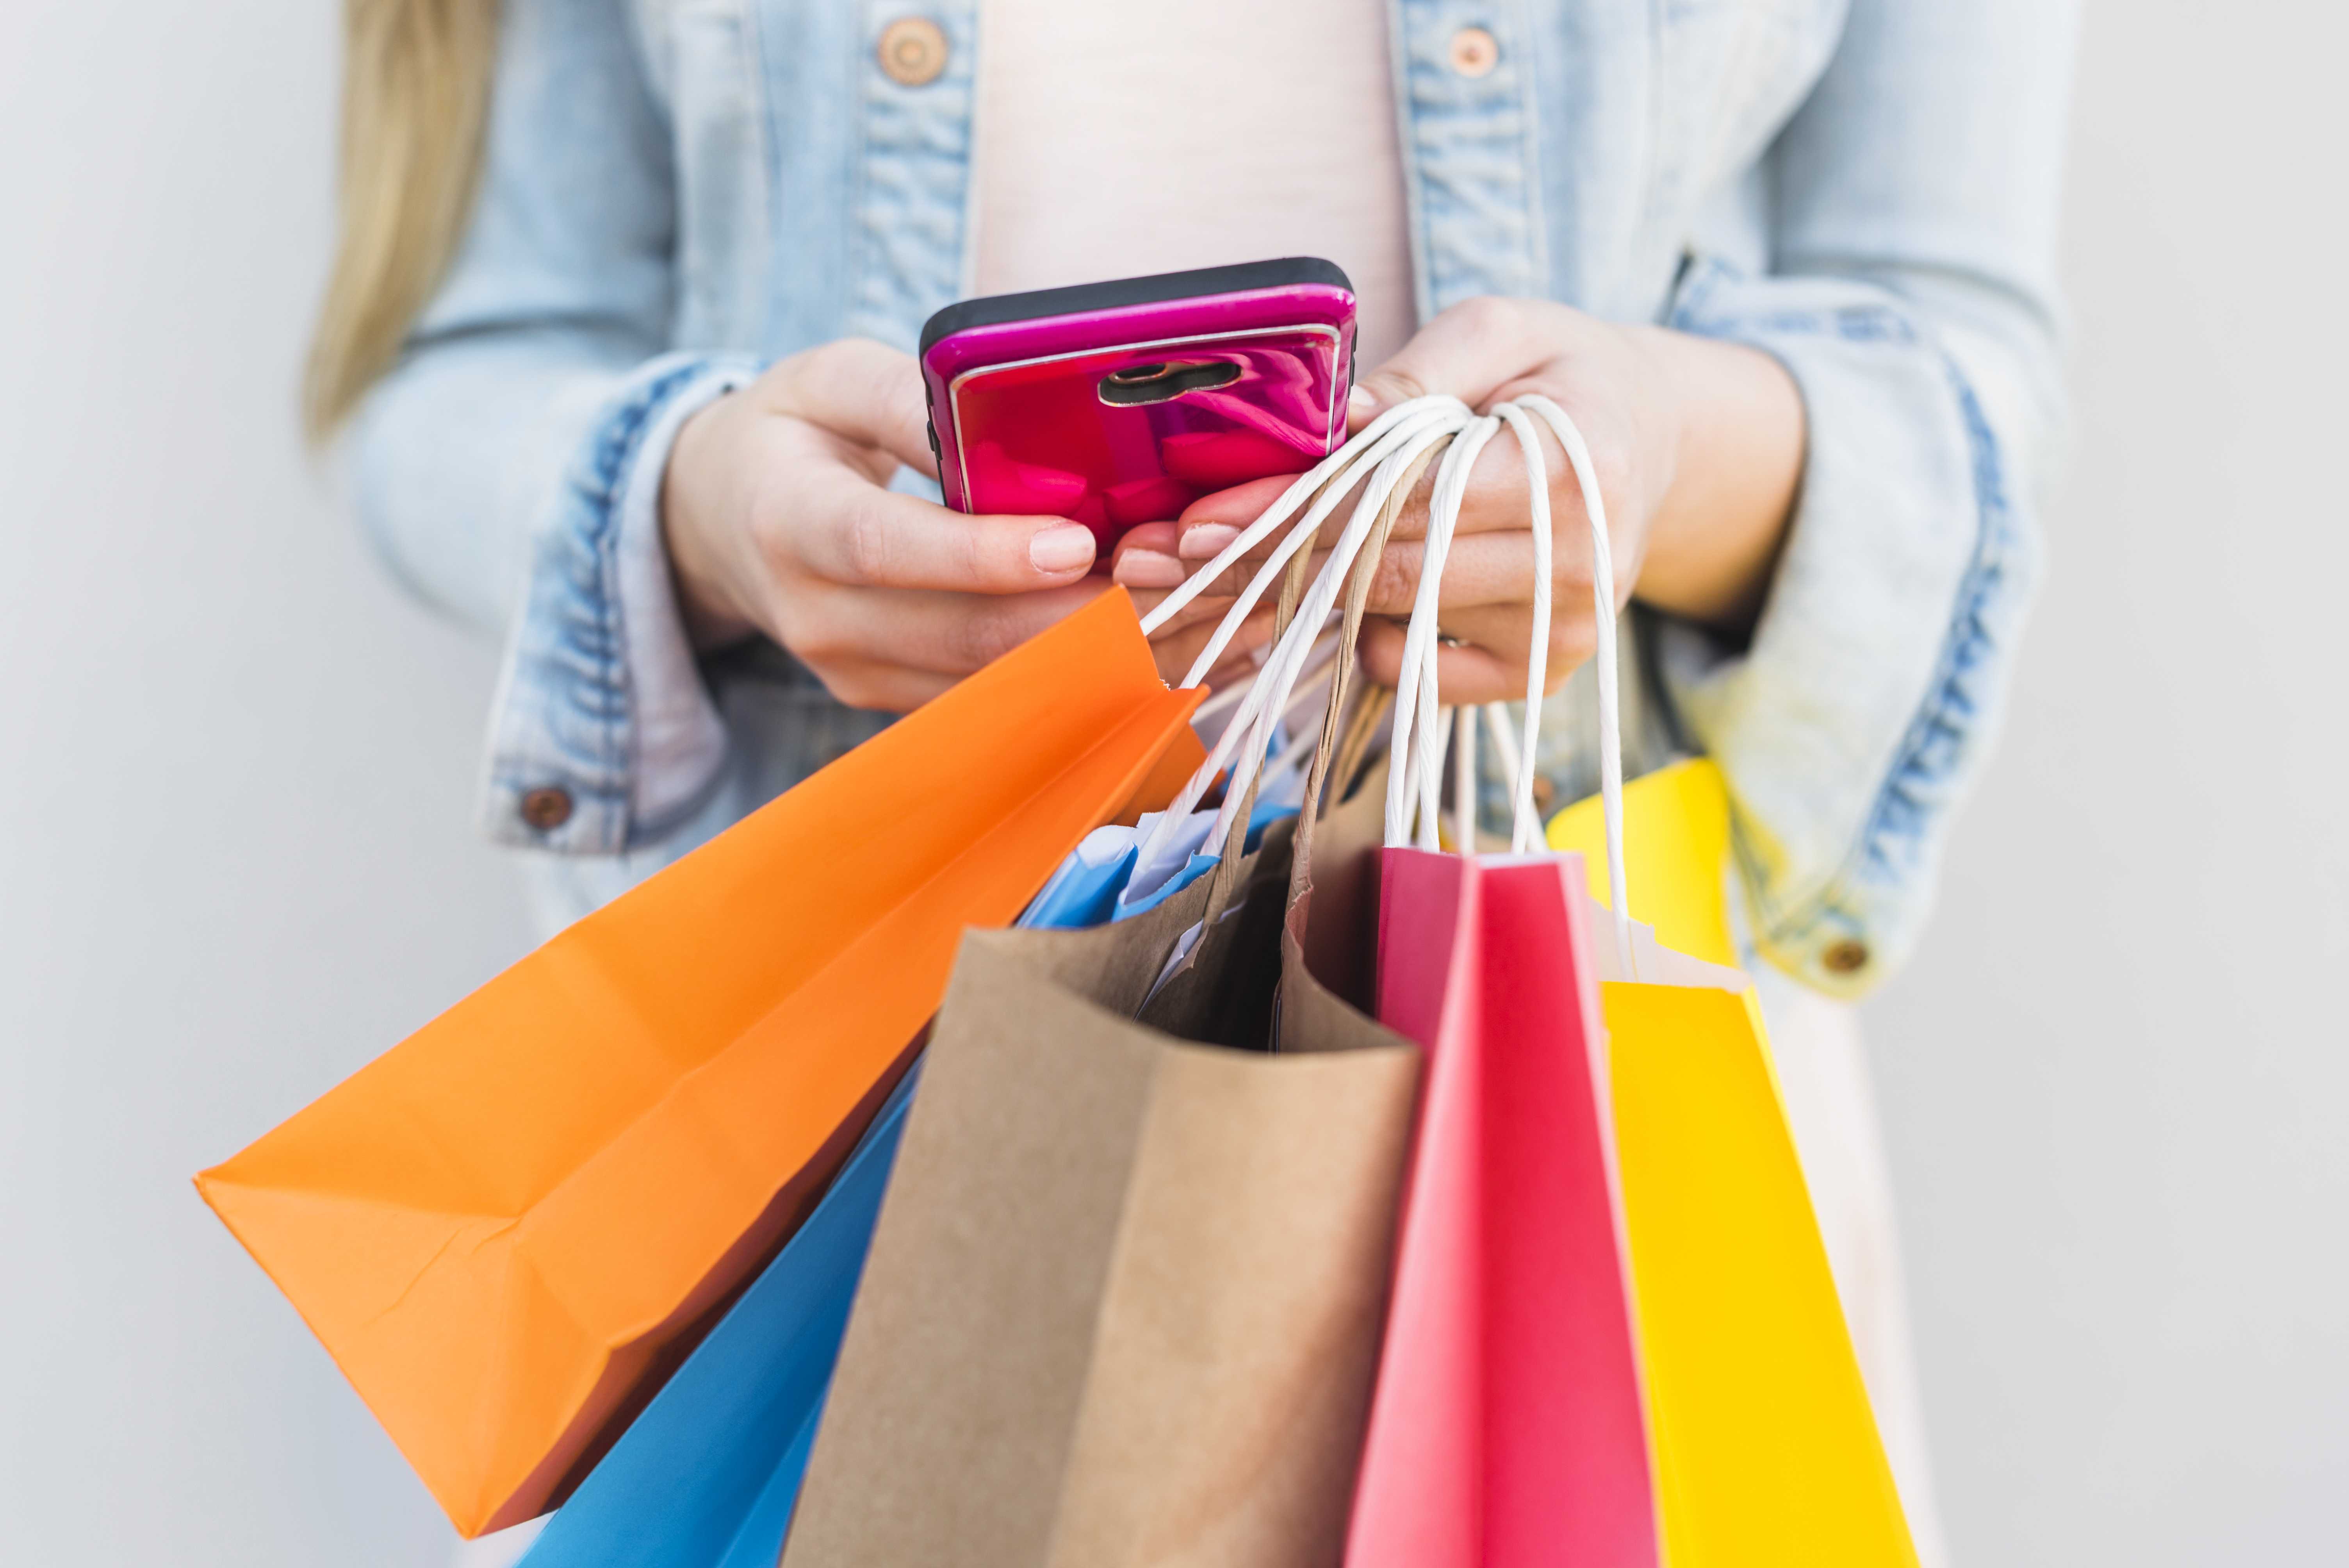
[355,0,2078,994]
[472,350,761,851]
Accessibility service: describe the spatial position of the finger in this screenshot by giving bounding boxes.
[1348,297,1567,432]
[1171,424,1558,580]
[764,338,939,479]
[1149,544,1284,606]
[795,476,1098,592]
[1161,464,1385,596]
[1175,464,1392,562]
[1110,522,1187,590]
[1146,602,1280,687]
[1146,514,1599,640]
[1145,455,1605,641]
[1344,531,1606,617]
[1355,603,1592,697]
[1137,591,1239,640]
[791,580,1110,677]
[1345,410,1574,546]
[1356,620,1526,707]
[1144,530,1537,623]
[1144,539,1348,626]
[1148,528,1403,619]
[1146,597,1276,674]
[1170,475,1304,559]
[1431,606,1596,690]
[808,655,959,715]
[1134,488,1358,612]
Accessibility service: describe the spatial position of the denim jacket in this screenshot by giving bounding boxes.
[353,0,2077,996]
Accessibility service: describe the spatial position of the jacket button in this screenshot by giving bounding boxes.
[877,18,948,86]
[1448,25,1500,77]
[520,786,574,831]
[1822,939,1870,976]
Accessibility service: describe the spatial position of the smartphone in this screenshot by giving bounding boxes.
[919,257,1358,551]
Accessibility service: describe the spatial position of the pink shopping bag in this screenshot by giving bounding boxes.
[1348,844,1661,1568]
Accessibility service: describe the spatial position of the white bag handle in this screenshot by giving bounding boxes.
[1122,388,1633,984]
[1197,417,1469,859]
[1134,400,1473,871]
[1488,402,1556,853]
[1138,396,1469,674]
[1404,399,1556,859]
[1379,403,1551,855]
[1384,413,1499,848]
[1376,393,1633,976]
[1516,393,1632,976]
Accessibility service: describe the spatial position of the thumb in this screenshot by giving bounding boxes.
[768,338,939,479]
[1346,297,1533,434]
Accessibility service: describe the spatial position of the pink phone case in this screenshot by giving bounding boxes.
[920,258,1358,551]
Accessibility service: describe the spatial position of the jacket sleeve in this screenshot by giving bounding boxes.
[349,0,758,854]
[1656,0,2080,996]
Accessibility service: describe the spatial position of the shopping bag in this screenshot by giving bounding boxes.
[784,431,1441,1568]
[193,589,1203,1537]
[1354,848,1660,1568]
[779,795,1416,1568]
[1545,754,1738,966]
[1552,762,1918,1566]
[517,1068,916,1568]
[1524,382,1911,1562]
[1351,388,1911,1566]
[1342,404,1659,1568]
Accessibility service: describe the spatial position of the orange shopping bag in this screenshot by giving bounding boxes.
[194,590,1202,1538]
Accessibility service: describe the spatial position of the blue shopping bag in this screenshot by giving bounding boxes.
[518,1069,918,1568]
[1019,823,1139,930]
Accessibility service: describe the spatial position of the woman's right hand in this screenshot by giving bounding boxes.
[660,338,1108,713]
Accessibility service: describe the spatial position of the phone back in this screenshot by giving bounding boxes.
[921,260,1358,548]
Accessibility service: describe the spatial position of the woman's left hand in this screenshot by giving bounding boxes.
[1112,296,1806,704]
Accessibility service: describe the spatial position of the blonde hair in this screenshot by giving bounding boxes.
[303,0,499,439]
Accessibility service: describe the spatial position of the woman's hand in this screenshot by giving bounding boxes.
[661,339,1112,713]
[1112,297,1807,704]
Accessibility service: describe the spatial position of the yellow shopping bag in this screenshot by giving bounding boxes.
[1550,760,1916,1566]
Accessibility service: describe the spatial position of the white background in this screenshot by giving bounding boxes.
[1,2,2340,1562]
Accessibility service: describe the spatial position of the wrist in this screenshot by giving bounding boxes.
[660,394,763,651]
[1627,326,1805,630]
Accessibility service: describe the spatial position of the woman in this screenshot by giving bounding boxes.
[317,1,2077,1558]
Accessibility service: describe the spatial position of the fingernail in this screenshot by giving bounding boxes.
[1029,524,1096,574]
[1113,549,1187,589]
[1349,384,1379,416]
[1178,523,1242,561]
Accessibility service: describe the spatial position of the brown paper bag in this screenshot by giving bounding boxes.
[783,455,1432,1568]
[779,783,1410,1568]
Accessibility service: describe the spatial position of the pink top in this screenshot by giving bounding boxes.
[971,0,1419,368]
